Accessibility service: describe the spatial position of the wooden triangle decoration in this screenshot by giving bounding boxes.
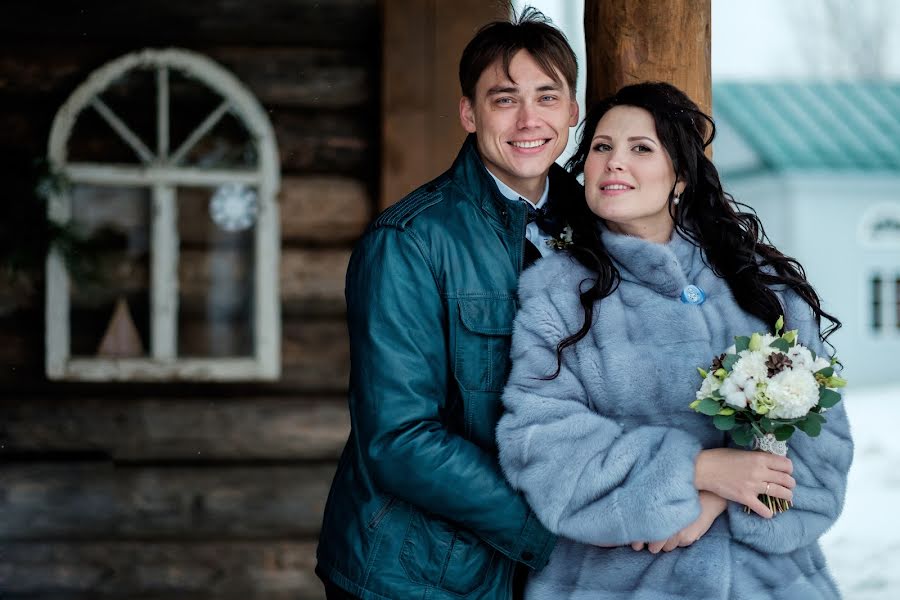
[97,296,144,358]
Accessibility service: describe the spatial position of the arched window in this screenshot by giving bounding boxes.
[46,48,280,381]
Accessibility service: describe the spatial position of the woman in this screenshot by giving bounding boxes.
[497,82,852,599]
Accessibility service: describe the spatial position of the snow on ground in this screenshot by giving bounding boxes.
[821,384,900,599]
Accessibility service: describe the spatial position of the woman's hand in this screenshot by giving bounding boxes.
[694,448,795,518]
[632,491,727,553]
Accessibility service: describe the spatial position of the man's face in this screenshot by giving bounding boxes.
[459,50,578,200]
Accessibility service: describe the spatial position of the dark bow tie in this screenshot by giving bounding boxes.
[523,200,563,236]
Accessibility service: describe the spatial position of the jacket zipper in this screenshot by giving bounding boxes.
[367,496,396,529]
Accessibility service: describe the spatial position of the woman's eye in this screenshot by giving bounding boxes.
[592,143,611,152]
[633,144,652,153]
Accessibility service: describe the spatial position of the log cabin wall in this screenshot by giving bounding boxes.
[0,2,377,598]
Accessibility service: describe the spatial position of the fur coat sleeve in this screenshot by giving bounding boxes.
[726,290,854,554]
[497,257,704,546]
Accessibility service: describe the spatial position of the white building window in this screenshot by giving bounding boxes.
[46,49,280,381]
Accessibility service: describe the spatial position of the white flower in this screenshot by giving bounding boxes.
[732,351,769,383]
[696,373,722,400]
[766,368,820,419]
[757,334,779,357]
[721,374,755,409]
[812,356,831,372]
[786,346,814,370]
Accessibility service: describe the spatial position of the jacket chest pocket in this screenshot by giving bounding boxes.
[452,296,515,392]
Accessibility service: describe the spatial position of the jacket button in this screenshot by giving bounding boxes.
[521,550,534,561]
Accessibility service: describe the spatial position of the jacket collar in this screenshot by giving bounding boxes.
[599,224,702,297]
[448,134,578,233]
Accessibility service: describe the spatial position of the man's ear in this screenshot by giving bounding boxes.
[459,96,477,133]
[569,99,579,127]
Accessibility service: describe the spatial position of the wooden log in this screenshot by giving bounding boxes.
[0,108,371,175]
[53,247,348,316]
[0,0,377,47]
[0,462,336,540]
[280,176,372,243]
[584,0,712,115]
[0,396,349,461]
[0,46,371,110]
[0,312,350,392]
[273,111,373,175]
[0,541,324,599]
[176,176,372,244]
[281,318,350,391]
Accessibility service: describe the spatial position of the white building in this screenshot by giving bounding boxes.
[713,82,900,387]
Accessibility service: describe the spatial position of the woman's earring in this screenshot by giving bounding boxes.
[673,193,681,206]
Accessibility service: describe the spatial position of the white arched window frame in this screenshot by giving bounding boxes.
[46,48,280,381]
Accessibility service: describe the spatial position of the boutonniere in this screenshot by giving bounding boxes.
[545,224,574,250]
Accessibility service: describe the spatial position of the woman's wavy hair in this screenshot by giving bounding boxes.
[546,81,840,377]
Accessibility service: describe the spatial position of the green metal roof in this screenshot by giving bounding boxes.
[713,82,900,172]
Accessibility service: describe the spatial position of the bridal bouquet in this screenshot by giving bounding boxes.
[689,316,846,513]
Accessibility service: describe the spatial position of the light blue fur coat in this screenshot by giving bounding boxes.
[497,227,853,600]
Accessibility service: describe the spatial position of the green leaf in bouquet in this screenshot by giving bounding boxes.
[818,388,841,409]
[809,348,817,361]
[717,407,735,416]
[796,416,822,437]
[697,367,708,379]
[806,411,826,424]
[774,424,795,441]
[689,399,701,410]
[735,336,751,352]
[769,338,791,353]
[782,329,798,346]
[714,413,736,431]
[697,398,722,416]
[731,425,754,447]
[760,417,776,433]
[775,315,784,335]
[722,354,739,371]
[816,366,834,378]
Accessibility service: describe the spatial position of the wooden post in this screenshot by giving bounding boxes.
[380,0,508,209]
[584,0,711,116]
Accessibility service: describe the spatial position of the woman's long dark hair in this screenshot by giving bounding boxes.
[547,82,840,377]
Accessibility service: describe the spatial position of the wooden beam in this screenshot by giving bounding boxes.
[1,541,322,599]
[380,0,508,207]
[584,0,711,115]
[0,396,349,461]
[0,463,334,539]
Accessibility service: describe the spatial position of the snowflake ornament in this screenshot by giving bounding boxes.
[209,183,258,232]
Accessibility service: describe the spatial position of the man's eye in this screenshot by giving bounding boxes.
[540,95,558,102]
[495,97,514,105]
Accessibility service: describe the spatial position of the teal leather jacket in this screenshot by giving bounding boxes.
[317,137,580,599]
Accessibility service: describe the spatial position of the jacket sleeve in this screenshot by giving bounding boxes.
[347,226,554,569]
[497,284,704,546]
[726,292,853,554]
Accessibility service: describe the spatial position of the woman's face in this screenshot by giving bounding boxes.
[583,105,683,242]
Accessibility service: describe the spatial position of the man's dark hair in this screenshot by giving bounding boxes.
[459,6,577,100]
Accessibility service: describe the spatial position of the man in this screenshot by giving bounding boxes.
[316,9,581,599]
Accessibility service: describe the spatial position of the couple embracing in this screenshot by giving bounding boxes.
[316,8,852,600]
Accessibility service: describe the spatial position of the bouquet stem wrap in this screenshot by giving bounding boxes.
[748,433,793,514]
